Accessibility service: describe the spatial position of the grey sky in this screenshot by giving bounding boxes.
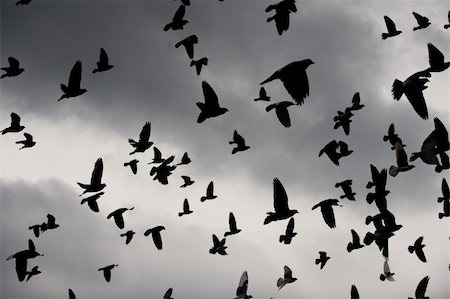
[1,0,449,298]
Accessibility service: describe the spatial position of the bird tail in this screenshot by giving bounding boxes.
[315,258,320,265]
[391,79,404,100]
[276,278,286,289]
[366,193,375,204]
[445,24,450,29]
[407,246,415,253]
[347,242,353,252]
[231,148,238,155]
[380,274,386,281]
[381,33,389,40]
[178,212,184,217]
[260,72,278,85]
[92,69,99,74]
[413,26,419,31]
[438,213,445,219]
[175,41,182,48]
[163,23,171,31]
[279,235,285,243]
[263,216,272,225]
[382,135,390,142]
[437,196,444,203]
[388,165,399,177]
[200,197,206,202]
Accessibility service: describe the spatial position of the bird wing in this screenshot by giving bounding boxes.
[114,214,125,229]
[173,4,185,21]
[153,147,162,160]
[282,69,309,105]
[284,265,293,279]
[415,276,429,298]
[206,181,214,197]
[15,256,27,281]
[273,178,290,213]
[68,289,76,299]
[274,10,290,35]
[351,285,359,299]
[275,106,291,128]
[412,12,426,24]
[139,122,151,143]
[163,288,173,299]
[442,178,449,198]
[428,43,445,67]
[183,198,190,212]
[322,204,336,228]
[24,133,33,141]
[415,247,427,263]
[233,130,246,145]
[87,199,99,212]
[8,57,20,69]
[47,214,56,225]
[395,142,409,167]
[201,81,220,108]
[99,48,109,65]
[388,123,395,137]
[384,16,397,33]
[229,212,237,231]
[286,217,295,233]
[212,234,220,246]
[383,260,390,273]
[68,61,82,89]
[152,231,163,250]
[352,92,360,105]
[104,269,111,282]
[28,239,36,252]
[91,158,104,185]
[10,112,21,127]
[236,271,249,296]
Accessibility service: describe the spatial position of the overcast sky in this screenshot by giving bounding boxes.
[1,0,449,298]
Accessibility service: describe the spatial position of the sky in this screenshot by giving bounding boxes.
[0,0,449,298]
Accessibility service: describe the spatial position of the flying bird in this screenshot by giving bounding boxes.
[6,239,43,282]
[107,207,134,229]
[392,70,431,120]
[388,141,415,177]
[265,0,297,35]
[1,57,24,78]
[234,271,252,299]
[175,35,198,59]
[224,212,241,237]
[177,152,191,166]
[315,251,330,269]
[319,140,340,166]
[348,92,364,111]
[312,199,342,229]
[264,178,298,225]
[80,192,104,212]
[335,179,356,201]
[412,12,431,31]
[92,48,113,73]
[408,236,427,262]
[15,133,35,149]
[163,288,174,299]
[383,123,404,150]
[120,230,135,245]
[261,59,314,105]
[144,226,165,250]
[209,234,228,255]
[277,265,297,290]
[41,214,60,232]
[178,198,193,217]
[25,265,41,281]
[408,276,430,299]
[347,229,364,252]
[229,130,250,154]
[1,112,25,134]
[58,61,87,101]
[148,147,164,164]
[279,217,296,244]
[164,5,188,31]
[425,43,449,73]
[333,110,353,136]
[380,259,395,281]
[124,159,139,174]
[351,285,360,299]
[254,87,270,102]
[180,175,194,188]
[201,181,217,202]
[265,101,295,127]
[150,156,177,185]
[190,57,208,75]
[382,16,402,39]
[77,158,106,196]
[98,264,118,282]
[196,81,229,123]
[129,122,153,155]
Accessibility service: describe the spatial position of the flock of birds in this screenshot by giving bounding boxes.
[2,0,450,298]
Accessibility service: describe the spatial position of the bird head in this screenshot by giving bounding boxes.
[302,59,315,68]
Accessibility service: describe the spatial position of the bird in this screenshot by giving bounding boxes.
[438,178,449,203]
[408,276,430,299]
[178,198,193,217]
[15,0,33,5]
[80,192,104,212]
[41,214,60,232]
[382,16,402,39]
[15,133,35,149]
[129,122,153,155]
[148,147,164,164]
[412,12,431,31]
[389,141,415,177]
[209,234,228,255]
[277,265,297,290]
[392,70,431,120]
[319,140,340,166]
[265,101,295,127]
[98,264,118,282]
[1,57,24,78]
[312,199,342,229]
[347,229,364,252]
[190,57,208,75]
[144,226,165,250]
[279,217,296,244]
[201,181,217,202]
[163,288,174,299]
[68,289,76,299]
[366,164,390,210]
[58,61,87,101]
[445,11,450,29]
[77,158,106,196]
[335,179,356,201]
[254,87,270,102]
[265,0,297,35]
[380,259,395,281]
[425,43,449,73]
[408,236,427,262]
[180,175,194,188]
[261,59,314,105]
[234,271,253,299]
[120,230,135,245]
[1,113,25,134]
[229,130,250,154]
[333,110,353,136]
[315,251,330,269]
[150,156,177,185]
[107,207,134,229]
[224,212,241,237]
[177,152,191,166]
[92,48,113,73]
[163,5,188,31]
[6,239,43,282]
[196,81,229,123]
[175,35,198,59]
[383,123,404,150]
[124,159,139,174]
[25,265,41,281]
[351,285,360,299]
[264,178,298,225]
[348,92,364,111]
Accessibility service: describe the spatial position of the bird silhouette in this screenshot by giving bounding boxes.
[93,48,113,73]
[6,239,43,282]
[265,0,297,35]
[68,289,76,299]
[77,158,106,196]
[15,0,32,5]
[98,264,118,282]
[1,57,24,78]
[80,192,104,212]
[175,35,198,59]
[180,175,194,188]
[279,217,296,244]
[438,178,449,203]
[144,226,165,250]
[178,198,193,217]
[382,16,402,39]
[412,12,431,31]
[335,179,356,201]
[124,159,139,174]
[319,140,340,166]
[150,156,177,185]
[164,5,188,31]
[190,57,208,75]
[277,265,297,290]
[312,199,342,228]
[408,276,430,299]
[366,164,389,210]
[348,92,364,111]
[120,230,135,245]
[1,112,25,134]
[389,141,414,177]
[177,152,191,166]
[201,181,217,202]
[147,147,164,165]
[254,87,270,102]
[107,207,134,229]
[229,130,250,154]
[445,11,450,29]
[58,61,87,101]
[209,234,227,255]
[25,265,41,281]
[163,287,174,299]
[264,178,298,225]
[380,259,395,281]
[315,251,330,269]
[265,101,295,127]
[197,81,229,123]
[383,123,404,150]
[425,43,449,73]
[408,236,427,262]
[234,270,252,299]
[224,212,241,237]
[351,285,360,299]
[15,133,35,149]
[129,122,153,155]
[333,110,353,135]
[392,71,431,120]
[261,59,314,105]
[347,229,364,252]
[40,214,60,232]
